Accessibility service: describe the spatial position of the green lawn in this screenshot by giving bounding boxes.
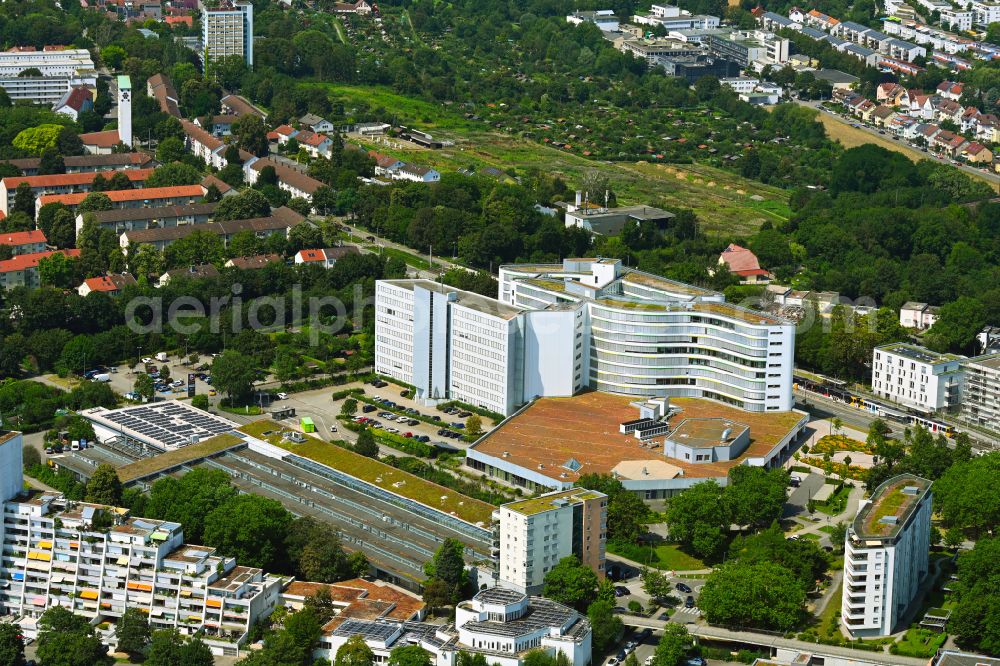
[818,525,838,535]
[608,542,708,571]
[377,246,434,271]
[218,404,263,416]
[800,532,821,541]
[815,484,851,516]
[815,582,843,641]
[893,628,947,658]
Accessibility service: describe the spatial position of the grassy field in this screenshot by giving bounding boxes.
[818,113,999,191]
[318,84,792,235]
[608,541,708,571]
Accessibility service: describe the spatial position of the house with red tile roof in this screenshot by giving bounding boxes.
[0,230,47,255]
[80,129,128,155]
[243,157,325,202]
[718,243,771,284]
[0,249,80,290]
[294,246,359,268]
[963,141,992,164]
[368,151,405,176]
[931,129,967,157]
[936,80,963,101]
[52,86,94,121]
[1,168,155,215]
[77,272,137,296]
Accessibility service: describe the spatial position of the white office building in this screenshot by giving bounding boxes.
[0,48,97,105]
[871,343,964,413]
[376,258,795,416]
[842,474,932,637]
[0,432,283,655]
[201,1,254,68]
[972,0,1000,26]
[317,588,592,666]
[496,489,607,595]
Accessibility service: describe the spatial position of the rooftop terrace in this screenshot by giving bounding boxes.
[504,488,605,516]
[116,433,245,483]
[878,343,963,365]
[853,474,931,540]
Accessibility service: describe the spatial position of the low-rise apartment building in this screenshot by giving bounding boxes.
[0,230,47,256]
[0,249,80,290]
[871,343,964,413]
[496,489,607,595]
[76,203,218,239]
[1,169,155,215]
[38,185,205,218]
[842,474,931,637]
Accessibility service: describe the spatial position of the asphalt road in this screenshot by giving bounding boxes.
[800,99,1000,188]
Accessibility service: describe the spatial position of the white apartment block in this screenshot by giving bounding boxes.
[939,7,973,30]
[376,259,796,416]
[496,489,607,595]
[972,0,1000,25]
[871,343,964,413]
[0,435,283,656]
[842,475,932,637]
[0,49,97,105]
[316,588,592,666]
[201,1,254,68]
[960,354,1000,431]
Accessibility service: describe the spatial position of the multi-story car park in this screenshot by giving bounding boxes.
[0,432,283,656]
[871,343,964,413]
[960,354,1000,431]
[376,258,795,417]
[841,474,932,637]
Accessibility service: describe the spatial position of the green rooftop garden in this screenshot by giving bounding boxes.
[239,420,495,525]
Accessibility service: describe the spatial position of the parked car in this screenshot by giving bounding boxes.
[362,405,377,413]
[458,411,472,418]
[330,425,338,432]
[416,435,430,442]
[396,416,409,423]
[451,422,465,429]
[675,582,692,594]
[614,586,630,597]
[277,392,288,400]
[685,596,695,608]
[403,432,413,438]
[407,419,419,426]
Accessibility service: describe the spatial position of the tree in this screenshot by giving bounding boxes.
[950,537,1000,654]
[156,136,187,164]
[354,428,379,458]
[423,537,466,606]
[340,398,358,417]
[465,414,482,438]
[233,114,268,157]
[335,634,375,666]
[21,443,40,469]
[211,350,257,404]
[146,162,202,188]
[640,567,673,601]
[100,45,127,69]
[203,494,293,570]
[85,464,123,505]
[39,147,66,175]
[163,229,225,268]
[944,527,964,550]
[287,517,351,583]
[78,192,113,213]
[422,576,456,611]
[36,607,112,666]
[12,183,35,218]
[653,623,692,666]
[38,252,76,288]
[726,523,827,589]
[664,480,730,560]
[933,452,1000,537]
[388,645,432,666]
[542,556,598,611]
[576,473,649,545]
[0,623,25,666]
[47,209,77,248]
[115,607,151,657]
[145,469,237,543]
[191,394,209,409]
[13,124,63,156]
[698,562,806,631]
[724,466,788,531]
[214,188,270,221]
[925,296,988,354]
[587,599,622,655]
[828,522,848,551]
[134,373,155,402]
[145,629,214,666]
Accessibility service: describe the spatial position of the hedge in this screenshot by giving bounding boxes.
[436,400,504,424]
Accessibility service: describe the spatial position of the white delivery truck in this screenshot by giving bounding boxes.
[155,352,168,362]
[91,373,111,383]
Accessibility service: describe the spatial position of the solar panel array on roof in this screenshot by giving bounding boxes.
[97,402,236,449]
